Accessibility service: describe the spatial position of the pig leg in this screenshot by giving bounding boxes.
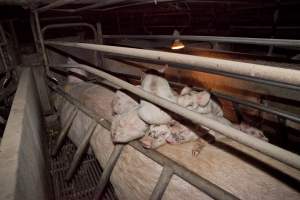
[192,139,206,157]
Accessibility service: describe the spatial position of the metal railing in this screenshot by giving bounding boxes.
[49,83,239,200]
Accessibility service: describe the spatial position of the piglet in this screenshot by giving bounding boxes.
[233,122,268,142]
[178,87,223,117]
[165,120,199,144]
[140,124,172,149]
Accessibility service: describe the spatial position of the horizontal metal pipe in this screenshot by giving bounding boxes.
[104,54,300,91]
[44,41,300,87]
[102,34,300,48]
[60,62,300,170]
[41,23,97,39]
[35,0,77,13]
[50,63,300,124]
[213,91,300,123]
[49,83,238,200]
[40,16,82,22]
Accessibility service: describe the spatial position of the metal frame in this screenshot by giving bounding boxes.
[39,22,100,71]
[49,83,239,200]
[50,63,300,125]
[102,34,300,48]
[50,61,300,170]
[45,41,300,91]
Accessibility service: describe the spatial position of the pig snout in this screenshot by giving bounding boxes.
[140,136,154,149]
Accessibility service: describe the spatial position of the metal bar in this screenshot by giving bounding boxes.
[8,20,21,65]
[42,23,98,66]
[40,16,82,22]
[102,34,300,48]
[41,23,97,39]
[96,22,104,67]
[0,24,7,45]
[30,13,39,52]
[54,62,300,170]
[104,54,300,91]
[149,166,174,200]
[45,41,300,88]
[51,107,77,156]
[35,0,77,13]
[50,90,239,199]
[65,120,97,181]
[93,144,124,200]
[49,83,300,187]
[0,48,8,71]
[46,42,300,91]
[130,141,239,200]
[34,11,49,74]
[211,91,300,123]
[51,63,300,125]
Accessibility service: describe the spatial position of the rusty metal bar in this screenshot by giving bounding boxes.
[48,83,239,200]
[34,11,50,74]
[65,120,97,181]
[102,34,300,48]
[93,144,124,200]
[51,107,77,156]
[44,41,300,88]
[149,166,174,200]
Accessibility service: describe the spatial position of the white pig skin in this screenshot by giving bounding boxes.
[111,108,148,143]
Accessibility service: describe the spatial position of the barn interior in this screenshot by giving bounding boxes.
[0,1,300,200]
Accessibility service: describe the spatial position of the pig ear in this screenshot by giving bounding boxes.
[180,86,192,96]
[157,64,168,73]
[196,91,211,106]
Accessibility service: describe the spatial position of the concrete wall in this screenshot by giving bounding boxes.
[0,68,49,200]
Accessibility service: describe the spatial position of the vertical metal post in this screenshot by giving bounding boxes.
[52,107,78,156]
[65,121,97,181]
[96,22,104,67]
[149,166,174,200]
[277,116,287,147]
[268,0,280,56]
[33,11,50,74]
[0,48,7,72]
[30,13,40,52]
[93,144,124,200]
[0,24,7,45]
[8,20,21,65]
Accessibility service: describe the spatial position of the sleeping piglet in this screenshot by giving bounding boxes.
[177,87,223,117]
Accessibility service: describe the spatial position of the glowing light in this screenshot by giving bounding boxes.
[171,39,185,50]
[171,29,185,50]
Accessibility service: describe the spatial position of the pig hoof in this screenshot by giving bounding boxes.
[192,140,205,157]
